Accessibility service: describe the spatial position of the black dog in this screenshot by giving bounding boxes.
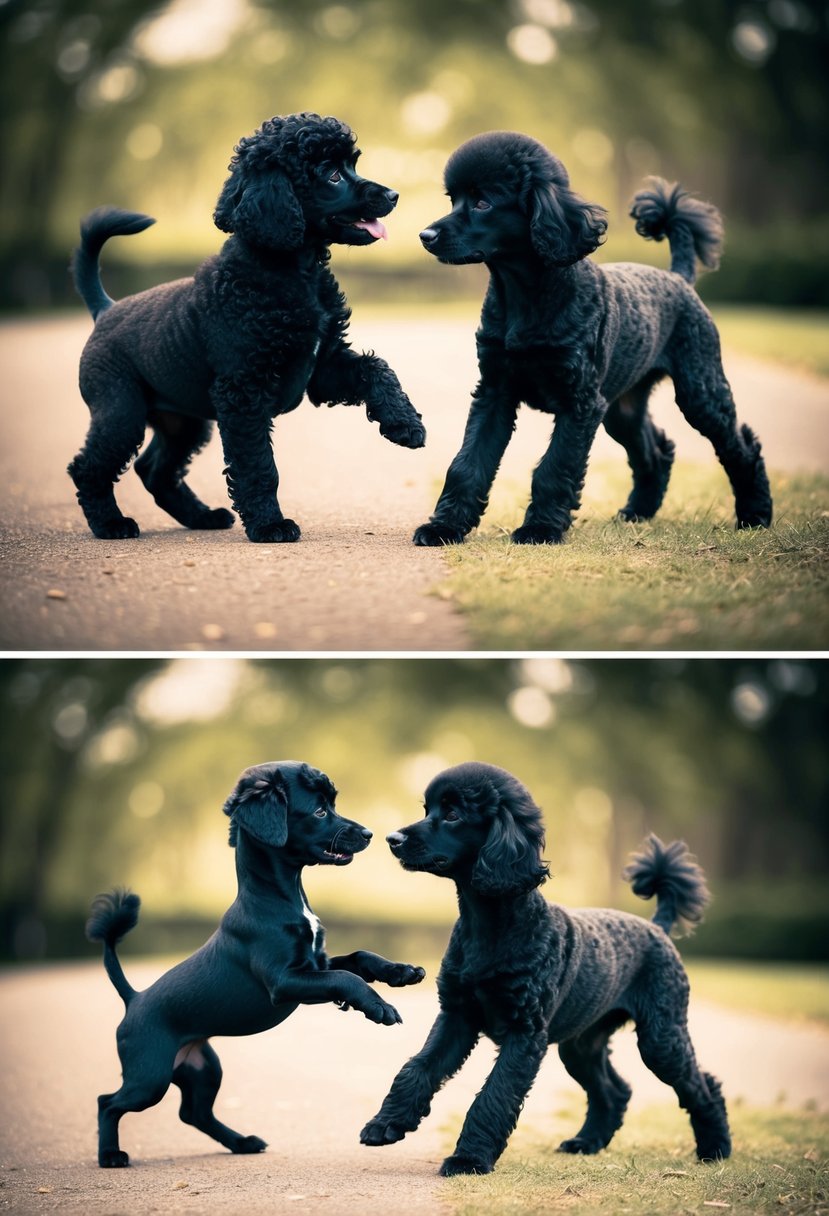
[361,762,730,1176]
[69,113,425,543]
[414,131,772,546]
[86,761,424,1167]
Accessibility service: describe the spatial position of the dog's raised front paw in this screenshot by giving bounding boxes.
[247,518,301,544]
[99,1149,130,1168]
[413,522,466,547]
[360,1118,408,1146]
[380,415,427,449]
[231,1135,268,1154]
[92,516,140,540]
[439,1153,493,1176]
[364,997,402,1026]
[511,523,564,546]
[385,963,426,988]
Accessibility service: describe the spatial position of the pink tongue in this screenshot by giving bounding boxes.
[355,218,387,240]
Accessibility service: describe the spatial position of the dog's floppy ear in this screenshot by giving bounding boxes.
[471,789,549,896]
[530,180,607,267]
[214,170,305,251]
[223,767,289,848]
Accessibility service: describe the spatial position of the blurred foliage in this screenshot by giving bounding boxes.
[0,658,826,962]
[1,0,827,308]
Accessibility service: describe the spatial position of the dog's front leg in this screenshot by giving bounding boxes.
[308,348,426,449]
[212,377,300,543]
[327,950,426,988]
[512,391,606,545]
[413,386,519,546]
[360,1010,479,1146]
[272,969,401,1025]
[440,1030,548,1176]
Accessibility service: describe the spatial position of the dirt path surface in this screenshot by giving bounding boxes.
[1,313,827,651]
[1,960,827,1214]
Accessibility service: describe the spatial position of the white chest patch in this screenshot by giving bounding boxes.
[302,899,322,949]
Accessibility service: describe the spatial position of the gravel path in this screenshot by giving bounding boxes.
[0,959,827,1214]
[0,313,827,652]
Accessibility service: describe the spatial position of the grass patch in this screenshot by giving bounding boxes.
[435,465,829,650]
[443,1104,829,1215]
[711,307,829,379]
[685,961,829,1028]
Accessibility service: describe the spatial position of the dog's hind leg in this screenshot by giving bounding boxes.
[669,313,772,528]
[135,413,235,530]
[603,377,675,522]
[635,1019,731,1160]
[557,1012,632,1154]
[68,380,147,539]
[97,1072,173,1167]
[173,1042,267,1155]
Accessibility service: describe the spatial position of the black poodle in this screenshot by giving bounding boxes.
[69,113,425,543]
[414,131,772,546]
[361,762,730,1176]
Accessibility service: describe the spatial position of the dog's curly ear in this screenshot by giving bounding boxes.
[530,181,607,267]
[214,170,305,251]
[223,768,289,848]
[471,794,549,896]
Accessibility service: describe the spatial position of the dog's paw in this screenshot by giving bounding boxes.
[735,509,772,529]
[558,1136,604,1155]
[99,1149,130,1168]
[92,517,140,540]
[380,415,427,449]
[364,997,402,1026]
[360,1118,408,1146]
[413,522,466,547]
[511,523,564,545]
[232,1135,268,1154]
[385,963,426,988]
[439,1154,493,1177]
[194,507,235,530]
[247,518,301,544]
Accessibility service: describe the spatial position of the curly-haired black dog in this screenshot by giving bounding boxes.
[361,763,730,1176]
[414,131,772,546]
[69,113,425,543]
[86,760,424,1167]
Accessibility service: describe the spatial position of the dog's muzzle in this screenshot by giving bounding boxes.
[419,228,440,250]
[386,831,407,852]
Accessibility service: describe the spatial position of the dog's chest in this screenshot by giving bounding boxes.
[483,342,587,413]
[464,972,546,1042]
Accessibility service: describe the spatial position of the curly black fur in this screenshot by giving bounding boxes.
[68,113,425,543]
[88,761,424,1168]
[414,131,772,546]
[362,762,731,1176]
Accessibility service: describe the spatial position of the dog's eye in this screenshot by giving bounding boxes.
[314,807,328,818]
[473,199,491,211]
[444,810,461,823]
[329,169,342,184]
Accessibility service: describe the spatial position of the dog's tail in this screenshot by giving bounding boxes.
[629,178,723,286]
[85,888,141,1006]
[623,834,710,937]
[71,206,155,321]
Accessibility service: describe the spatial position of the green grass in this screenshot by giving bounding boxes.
[711,307,829,379]
[434,466,829,650]
[685,961,829,1028]
[443,1104,829,1216]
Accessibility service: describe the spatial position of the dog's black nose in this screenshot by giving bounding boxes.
[385,189,399,206]
[386,831,407,849]
[419,228,439,247]
[360,828,373,842]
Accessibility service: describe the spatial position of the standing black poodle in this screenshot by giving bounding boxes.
[414,131,772,546]
[69,113,425,543]
[361,762,730,1176]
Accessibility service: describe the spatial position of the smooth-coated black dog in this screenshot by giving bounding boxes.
[69,113,425,543]
[414,131,772,546]
[361,762,730,1176]
[86,761,424,1167]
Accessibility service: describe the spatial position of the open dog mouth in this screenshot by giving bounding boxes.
[321,847,354,865]
[335,216,388,241]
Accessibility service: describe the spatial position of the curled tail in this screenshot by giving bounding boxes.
[623,834,710,936]
[630,178,723,286]
[71,206,155,321]
[85,888,141,1006]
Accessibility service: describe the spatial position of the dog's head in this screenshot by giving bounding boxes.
[420,131,607,268]
[223,760,371,866]
[387,762,549,896]
[214,112,398,253]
